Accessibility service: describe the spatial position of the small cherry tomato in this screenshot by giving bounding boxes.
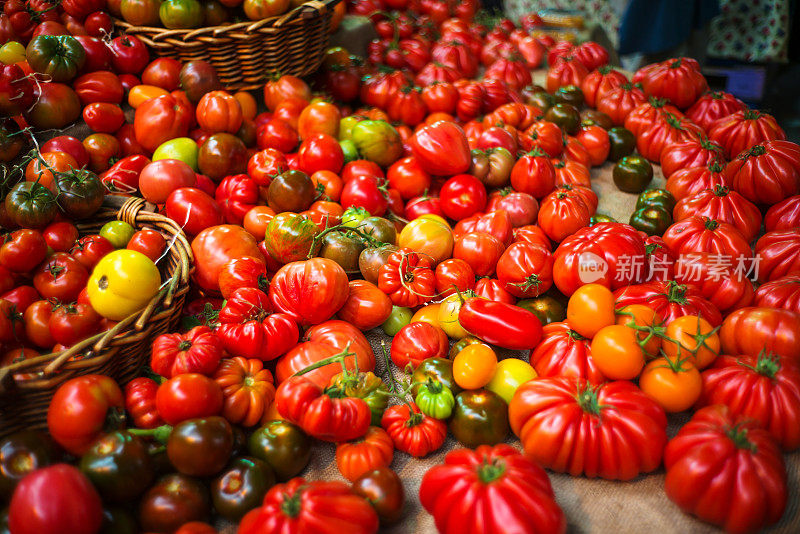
[566,283,615,338]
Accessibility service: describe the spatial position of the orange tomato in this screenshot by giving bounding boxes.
[411,303,442,328]
[589,324,645,380]
[566,283,616,338]
[311,170,343,202]
[662,315,720,369]
[638,356,702,412]
[335,426,394,482]
[453,343,498,390]
[234,91,258,120]
[243,206,276,239]
[264,75,311,112]
[425,112,456,125]
[298,101,341,140]
[128,85,169,108]
[615,304,662,358]
[196,90,243,134]
[308,200,344,227]
[25,151,79,191]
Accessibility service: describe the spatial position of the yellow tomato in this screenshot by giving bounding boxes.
[398,215,454,264]
[662,315,720,369]
[589,324,645,380]
[486,358,537,404]
[411,303,441,328]
[0,42,26,65]
[437,293,468,339]
[566,283,616,338]
[234,91,257,120]
[128,85,169,109]
[453,344,497,390]
[87,250,161,320]
[639,356,702,413]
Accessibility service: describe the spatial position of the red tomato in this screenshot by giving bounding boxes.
[575,125,610,166]
[391,321,448,370]
[340,175,388,217]
[720,307,800,362]
[8,464,102,534]
[640,57,708,109]
[685,91,745,131]
[496,242,553,298]
[165,187,224,237]
[510,149,555,199]
[474,277,516,304]
[73,70,124,105]
[82,102,125,134]
[765,194,800,232]
[662,216,752,269]
[724,140,800,206]
[269,258,349,327]
[409,121,471,176]
[42,221,79,252]
[673,185,762,242]
[46,374,125,455]
[537,189,593,242]
[70,235,114,270]
[486,190,539,227]
[664,405,786,533]
[708,109,786,160]
[138,158,197,204]
[190,224,265,293]
[155,373,224,425]
[297,133,344,175]
[127,228,167,262]
[49,302,101,346]
[755,274,800,313]
[453,232,505,277]
[125,376,164,429]
[530,322,606,384]
[660,137,725,179]
[387,156,431,200]
[32,253,88,302]
[0,229,47,273]
[439,174,486,220]
[141,57,182,91]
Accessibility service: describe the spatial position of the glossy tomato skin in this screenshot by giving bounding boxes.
[276,320,375,387]
[46,375,125,455]
[614,280,722,326]
[719,307,800,362]
[390,321,449,370]
[190,224,264,293]
[673,185,761,243]
[755,274,800,313]
[269,258,349,327]
[664,405,787,534]
[409,121,471,176]
[509,377,667,480]
[709,109,786,160]
[552,222,646,296]
[238,478,379,534]
[724,140,800,206]
[155,373,223,425]
[765,194,800,232]
[439,174,486,221]
[698,353,800,451]
[8,464,102,534]
[755,228,800,283]
[125,377,164,429]
[530,321,605,384]
[381,402,447,458]
[419,444,566,534]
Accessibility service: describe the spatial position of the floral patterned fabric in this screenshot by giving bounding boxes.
[707,0,791,62]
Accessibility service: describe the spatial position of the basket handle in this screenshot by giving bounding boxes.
[274,0,329,28]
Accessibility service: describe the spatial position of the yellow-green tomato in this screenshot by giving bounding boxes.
[381,306,412,336]
[87,250,162,320]
[0,42,26,64]
[100,221,136,248]
[338,116,361,142]
[486,358,538,404]
[437,293,468,339]
[398,214,454,264]
[152,137,199,171]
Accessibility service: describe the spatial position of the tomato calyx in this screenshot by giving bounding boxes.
[703,218,719,231]
[665,281,688,304]
[280,490,304,518]
[574,384,605,417]
[746,144,767,158]
[664,113,685,130]
[742,109,761,121]
[725,423,757,452]
[128,423,172,444]
[567,329,584,341]
[526,147,548,158]
[712,184,730,198]
[647,96,668,109]
[669,58,683,69]
[477,458,507,484]
[510,274,544,293]
[739,350,781,379]
[707,161,725,173]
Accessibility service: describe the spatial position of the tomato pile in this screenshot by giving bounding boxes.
[2,0,800,533]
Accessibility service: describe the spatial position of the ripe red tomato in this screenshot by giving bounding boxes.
[46,374,125,455]
[510,149,555,199]
[126,228,167,262]
[70,235,114,270]
[42,221,79,252]
[82,102,125,134]
[453,232,505,277]
[298,133,344,175]
[724,140,800,206]
[708,109,786,160]
[340,175,388,217]
[155,373,224,425]
[409,121,471,176]
[33,252,89,302]
[0,229,47,273]
[9,464,103,534]
[190,224,265,293]
[720,307,800,362]
[49,302,101,347]
[439,174,486,221]
[138,158,197,204]
[496,242,553,298]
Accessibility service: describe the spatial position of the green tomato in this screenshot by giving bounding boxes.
[486,358,537,404]
[152,137,199,171]
[629,206,672,236]
[341,206,371,228]
[415,379,455,420]
[607,127,636,161]
[590,213,617,226]
[0,42,26,65]
[448,389,509,448]
[613,155,653,194]
[351,120,403,167]
[159,0,204,29]
[340,139,358,163]
[100,221,136,248]
[636,188,676,213]
[517,295,566,325]
[338,116,361,142]
[381,306,412,336]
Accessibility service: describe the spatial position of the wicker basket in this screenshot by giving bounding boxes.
[0,196,193,438]
[114,0,342,91]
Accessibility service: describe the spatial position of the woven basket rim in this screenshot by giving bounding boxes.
[0,196,193,385]
[114,0,341,38]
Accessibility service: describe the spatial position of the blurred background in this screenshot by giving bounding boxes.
[500,0,800,142]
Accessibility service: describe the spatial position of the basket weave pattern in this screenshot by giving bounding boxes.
[114,0,341,91]
[0,197,193,437]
